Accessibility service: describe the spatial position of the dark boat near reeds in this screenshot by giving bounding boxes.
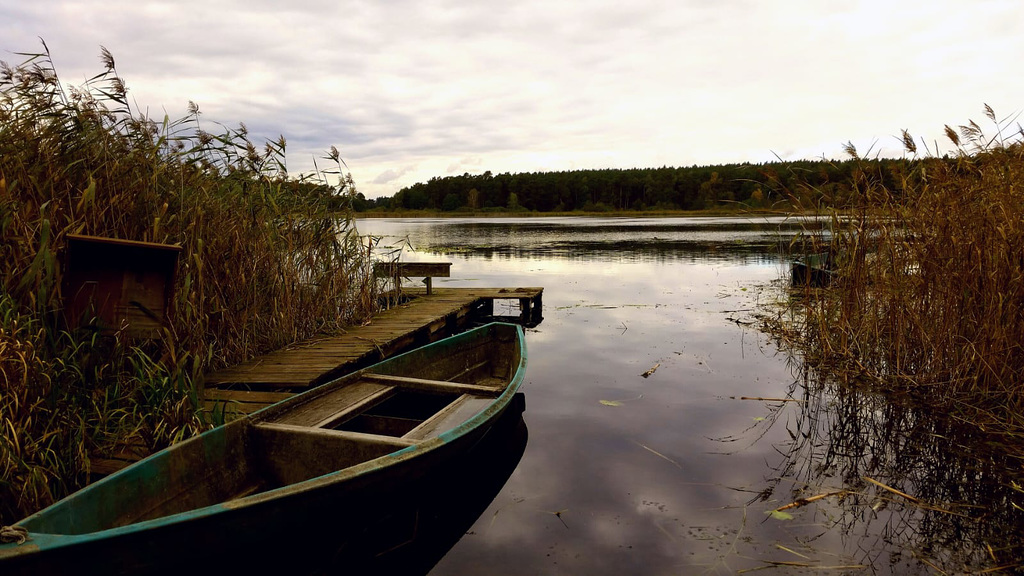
[791,252,834,287]
[0,322,527,575]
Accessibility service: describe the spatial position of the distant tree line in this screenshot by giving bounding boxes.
[357,158,916,213]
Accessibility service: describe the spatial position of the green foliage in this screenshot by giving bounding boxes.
[0,294,85,522]
[0,43,375,522]
[381,159,913,213]
[441,192,463,211]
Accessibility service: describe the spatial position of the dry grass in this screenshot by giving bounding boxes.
[785,105,1024,458]
[0,43,377,522]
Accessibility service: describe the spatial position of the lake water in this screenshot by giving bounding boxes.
[355,216,1023,575]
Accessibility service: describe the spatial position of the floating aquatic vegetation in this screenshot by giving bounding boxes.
[640,363,660,378]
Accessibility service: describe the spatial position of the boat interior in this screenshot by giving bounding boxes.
[252,369,507,487]
[23,325,521,536]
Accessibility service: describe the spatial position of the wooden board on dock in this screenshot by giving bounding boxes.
[93,287,542,479]
[204,287,543,391]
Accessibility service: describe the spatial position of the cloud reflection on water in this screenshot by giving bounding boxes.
[353,217,1018,575]
[357,217,812,573]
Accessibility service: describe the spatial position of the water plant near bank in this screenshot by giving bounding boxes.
[779,106,1024,463]
[747,362,1024,572]
[0,43,375,523]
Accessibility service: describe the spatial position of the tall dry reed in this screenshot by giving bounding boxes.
[786,106,1024,457]
[0,43,377,522]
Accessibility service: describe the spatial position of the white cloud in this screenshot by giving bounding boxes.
[3,0,1023,197]
[371,166,414,185]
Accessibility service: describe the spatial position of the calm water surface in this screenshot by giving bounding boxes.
[355,216,1022,575]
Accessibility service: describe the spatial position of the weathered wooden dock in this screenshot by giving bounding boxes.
[203,286,542,418]
[89,287,542,477]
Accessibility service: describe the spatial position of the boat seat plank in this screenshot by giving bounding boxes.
[403,394,494,441]
[361,373,503,396]
[255,422,417,449]
[253,423,416,487]
[270,382,394,427]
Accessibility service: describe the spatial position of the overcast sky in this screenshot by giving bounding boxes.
[3,0,1022,198]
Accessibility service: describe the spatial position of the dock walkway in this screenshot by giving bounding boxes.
[90,287,541,477]
[88,286,542,478]
[202,286,542,416]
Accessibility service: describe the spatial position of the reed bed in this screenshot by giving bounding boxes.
[0,44,376,522]
[784,106,1024,461]
[747,365,1024,572]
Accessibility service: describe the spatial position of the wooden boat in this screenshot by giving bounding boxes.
[351,396,527,574]
[0,322,527,575]
[791,252,834,287]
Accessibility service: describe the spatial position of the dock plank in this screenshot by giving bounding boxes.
[204,288,541,389]
[90,287,542,479]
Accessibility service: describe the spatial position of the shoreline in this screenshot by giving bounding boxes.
[354,208,806,219]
